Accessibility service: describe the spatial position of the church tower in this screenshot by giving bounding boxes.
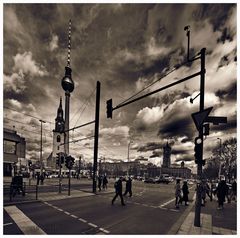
[52,97,65,159]
[162,142,171,168]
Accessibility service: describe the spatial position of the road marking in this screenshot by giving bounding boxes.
[159,198,176,207]
[99,227,110,234]
[4,222,13,226]
[64,211,70,215]
[71,214,78,219]
[170,209,179,212]
[79,218,87,223]
[57,208,63,212]
[4,206,46,234]
[88,222,98,228]
[159,207,167,210]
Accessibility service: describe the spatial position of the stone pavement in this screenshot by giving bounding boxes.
[177,197,237,235]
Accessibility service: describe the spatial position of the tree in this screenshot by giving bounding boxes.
[211,137,237,181]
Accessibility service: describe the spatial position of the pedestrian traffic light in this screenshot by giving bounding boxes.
[106,99,113,119]
[194,137,202,164]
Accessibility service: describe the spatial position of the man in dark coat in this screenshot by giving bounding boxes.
[216,178,228,209]
[123,177,132,197]
[98,175,102,191]
[112,177,125,206]
[182,181,189,206]
[102,175,108,190]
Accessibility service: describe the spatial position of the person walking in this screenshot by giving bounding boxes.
[102,175,108,190]
[175,179,182,209]
[112,177,125,206]
[216,177,228,209]
[182,180,189,206]
[230,179,237,202]
[123,176,132,197]
[98,175,102,191]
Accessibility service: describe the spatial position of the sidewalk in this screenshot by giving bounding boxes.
[177,197,237,235]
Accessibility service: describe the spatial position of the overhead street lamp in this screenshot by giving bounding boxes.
[39,119,46,176]
[127,141,133,176]
[217,137,222,178]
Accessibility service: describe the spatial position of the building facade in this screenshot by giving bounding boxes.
[48,98,65,170]
[3,128,26,176]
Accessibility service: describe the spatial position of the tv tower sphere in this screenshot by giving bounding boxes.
[62,66,74,93]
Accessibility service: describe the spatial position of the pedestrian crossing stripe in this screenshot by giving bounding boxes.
[4,206,46,235]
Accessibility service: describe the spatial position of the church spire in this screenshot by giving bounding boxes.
[55,97,65,132]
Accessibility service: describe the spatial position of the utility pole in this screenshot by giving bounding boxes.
[217,138,222,178]
[39,119,46,176]
[93,81,101,193]
[194,48,206,227]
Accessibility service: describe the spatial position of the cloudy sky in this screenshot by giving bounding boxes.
[3,3,237,172]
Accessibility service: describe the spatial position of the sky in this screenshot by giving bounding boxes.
[3,3,237,173]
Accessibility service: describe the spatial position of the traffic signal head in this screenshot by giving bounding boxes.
[56,158,60,166]
[203,123,210,136]
[194,137,202,164]
[106,99,113,119]
[65,155,75,170]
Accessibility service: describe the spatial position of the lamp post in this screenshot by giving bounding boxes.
[217,138,222,178]
[39,119,46,175]
[127,141,132,176]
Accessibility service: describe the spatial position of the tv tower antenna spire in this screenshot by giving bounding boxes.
[67,19,72,67]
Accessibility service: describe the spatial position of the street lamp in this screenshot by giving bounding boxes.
[127,141,133,176]
[217,138,222,178]
[39,119,46,176]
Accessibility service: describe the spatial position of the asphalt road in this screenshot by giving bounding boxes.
[4,179,196,235]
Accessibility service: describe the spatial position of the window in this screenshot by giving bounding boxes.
[57,135,61,142]
[4,140,16,154]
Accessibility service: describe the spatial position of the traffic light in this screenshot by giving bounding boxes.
[194,137,202,164]
[60,154,65,164]
[56,157,60,167]
[65,155,75,170]
[203,123,210,136]
[106,99,113,119]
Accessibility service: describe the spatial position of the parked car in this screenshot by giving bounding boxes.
[155,175,170,184]
[144,178,155,184]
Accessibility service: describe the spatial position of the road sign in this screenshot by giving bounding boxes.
[191,107,213,130]
[205,116,227,125]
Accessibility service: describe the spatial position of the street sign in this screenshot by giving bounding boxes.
[205,116,227,125]
[191,107,213,130]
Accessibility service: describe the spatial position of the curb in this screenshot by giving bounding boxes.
[167,194,196,234]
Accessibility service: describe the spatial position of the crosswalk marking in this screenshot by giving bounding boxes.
[4,206,46,235]
[4,222,13,226]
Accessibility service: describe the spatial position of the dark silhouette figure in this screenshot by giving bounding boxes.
[175,179,182,208]
[216,179,228,209]
[40,173,45,185]
[182,181,189,206]
[98,175,102,191]
[37,173,40,185]
[123,177,132,197]
[112,177,125,206]
[102,175,108,190]
[230,180,237,201]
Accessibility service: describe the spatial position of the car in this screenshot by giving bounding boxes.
[143,178,155,184]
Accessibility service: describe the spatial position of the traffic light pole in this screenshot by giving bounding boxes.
[59,164,62,193]
[93,81,101,193]
[68,168,71,196]
[194,48,206,227]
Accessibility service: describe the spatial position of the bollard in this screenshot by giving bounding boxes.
[36,185,38,200]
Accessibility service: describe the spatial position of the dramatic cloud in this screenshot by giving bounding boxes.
[13,52,48,77]
[49,34,59,51]
[3,4,236,168]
